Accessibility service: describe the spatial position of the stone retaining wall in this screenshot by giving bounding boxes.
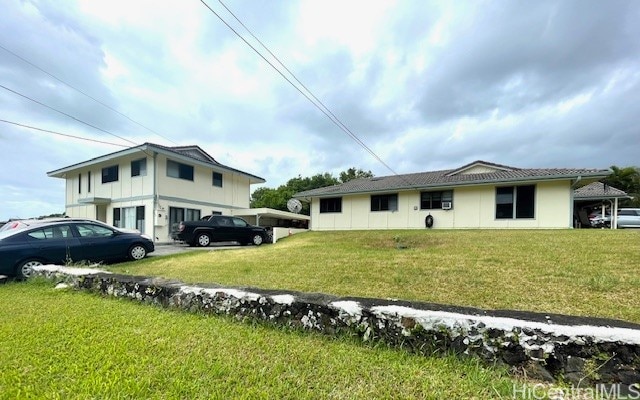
[32,266,640,386]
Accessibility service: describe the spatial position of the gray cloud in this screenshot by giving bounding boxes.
[1,0,639,220]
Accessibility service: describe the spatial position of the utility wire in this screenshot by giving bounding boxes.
[200,0,415,186]
[0,83,138,146]
[0,43,178,145]
[0,118,130,147]
[216,0,394,173]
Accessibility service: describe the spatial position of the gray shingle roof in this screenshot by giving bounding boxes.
[48,142,265,183]
[294,161,609,198]
[573,182,629,199]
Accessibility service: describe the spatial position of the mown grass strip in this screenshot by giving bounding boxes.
[110,229,640,323]
[0,280,522,399]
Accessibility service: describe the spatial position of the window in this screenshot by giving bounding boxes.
[76,223,114,238]
[371,194,398,212]
[421,190,453,209]
[186,208,201,221]
[167,160,194,181]
[113,206,146,233]
[113,208,121,227]
[27,225,72,240]
[169,207,184,232]
[618,209,639,216]
[320,197,342,213]
[102,165,119,183]
[212,172,223,187]
[232,217,248,227]
[131,158,147,177]
[496,185,535,219]
[88,171,91,193]
[78,173,82,194]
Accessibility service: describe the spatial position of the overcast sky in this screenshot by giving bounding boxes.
[1,0,639,220]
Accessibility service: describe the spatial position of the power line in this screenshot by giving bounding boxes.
[0,83,138,146]
[200,0,411,185]
[0,118,130,147]
[216,0,386,168]
[0,43,178,145]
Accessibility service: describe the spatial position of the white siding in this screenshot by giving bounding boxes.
[60,152,255,242]
[310,180,573,230]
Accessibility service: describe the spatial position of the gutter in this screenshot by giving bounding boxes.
[296,173,610,199]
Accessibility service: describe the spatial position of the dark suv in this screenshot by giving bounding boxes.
[171,215,268,247]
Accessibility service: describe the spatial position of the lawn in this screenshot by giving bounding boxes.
[109,229,640,323]
[0,280,521,399]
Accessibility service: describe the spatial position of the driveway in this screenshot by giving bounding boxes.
[150,242,242,257]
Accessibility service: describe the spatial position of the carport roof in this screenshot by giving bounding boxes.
[573,182,630,201]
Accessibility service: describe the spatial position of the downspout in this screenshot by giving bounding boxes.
[570,176,582,228]
[152,151,158,242]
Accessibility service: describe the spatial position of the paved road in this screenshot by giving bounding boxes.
[150,242,243,257]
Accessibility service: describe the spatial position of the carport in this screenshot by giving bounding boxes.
[573,182,631,229]
[232,208,310,242]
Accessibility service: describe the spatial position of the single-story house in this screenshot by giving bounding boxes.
[47,143,307,242]
[294,160,610,230]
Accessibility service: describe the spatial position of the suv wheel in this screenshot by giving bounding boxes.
[251,234,264,246]
[196,233,211,247]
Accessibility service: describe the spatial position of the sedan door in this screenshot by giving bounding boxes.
[72,223,124,262]
[25,224,82,264]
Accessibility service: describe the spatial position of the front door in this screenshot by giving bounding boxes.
[169,207,184,234]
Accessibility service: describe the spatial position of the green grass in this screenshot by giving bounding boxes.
[0,280,521,399]
[110,229,640,323]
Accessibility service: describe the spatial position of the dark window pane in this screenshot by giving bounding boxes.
[212,172,223,187]
[320,197,342,213]
[371,194,397,211]
[496,187,514,219]
[421,190,453,210]
[516,185,535,218]
[131,158,147,177]
[167,160,194,181]
[102,165,119,183]
[113,208,121,227]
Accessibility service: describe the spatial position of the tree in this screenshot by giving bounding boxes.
[339,167,373,183]
[250,168,373,214]
[605,165,640,207]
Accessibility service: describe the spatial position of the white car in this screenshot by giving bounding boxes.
[617,208,640,228]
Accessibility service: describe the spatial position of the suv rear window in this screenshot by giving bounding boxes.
[618,209,639,216]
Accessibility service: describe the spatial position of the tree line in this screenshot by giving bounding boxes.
[250,168,372,215]
[605,165,640,207]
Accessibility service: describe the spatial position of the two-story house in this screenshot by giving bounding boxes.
[47,143,265,242]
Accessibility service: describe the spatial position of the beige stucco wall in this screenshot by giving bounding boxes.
[155,154,250,209]
[310,180,573,230]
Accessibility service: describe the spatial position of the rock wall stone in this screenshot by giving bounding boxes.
[32,266,640,386]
